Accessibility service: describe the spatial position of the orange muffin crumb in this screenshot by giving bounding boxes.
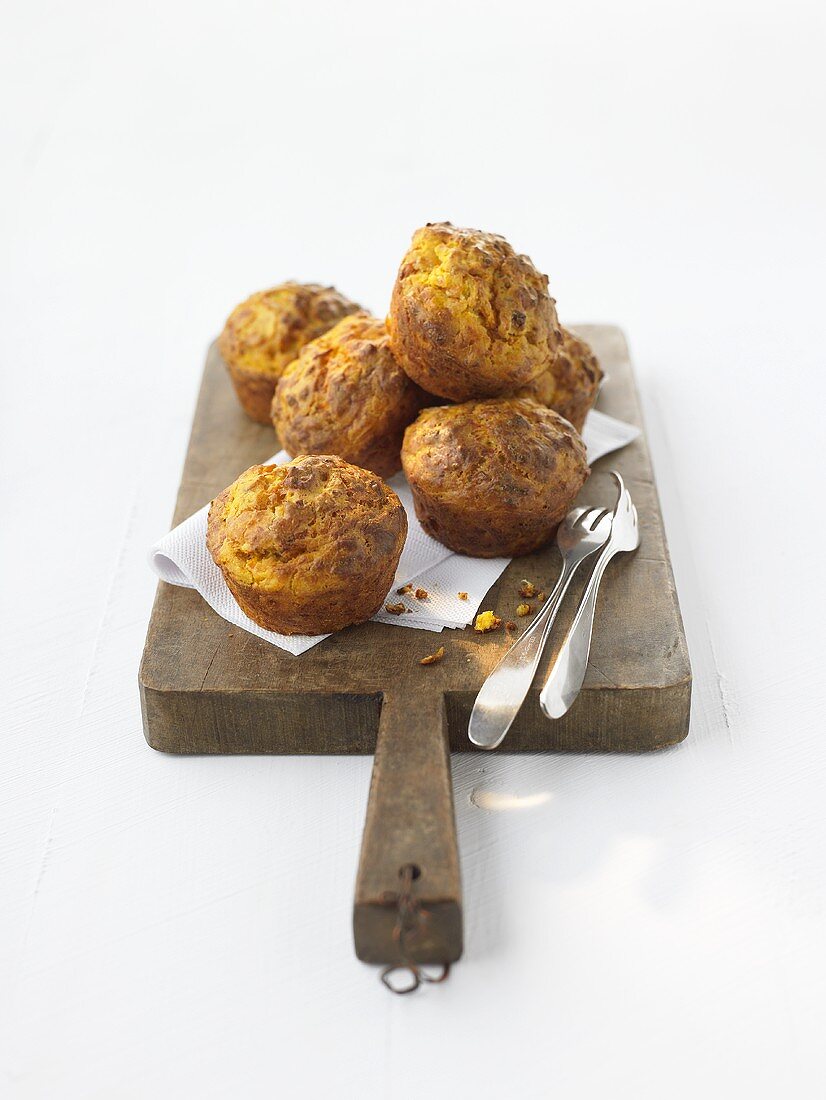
[474,611,502,633]
[420,646,445,666]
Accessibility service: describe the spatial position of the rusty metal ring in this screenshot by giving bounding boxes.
[419,963,451,984]
[380,965,420,994]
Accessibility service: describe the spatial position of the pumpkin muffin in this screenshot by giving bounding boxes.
[272,312,431,478]
[218,283,360,423]
[206,455,407,635]
[513,327,603,431]
[401,398,589,557]
[388,222,561,402]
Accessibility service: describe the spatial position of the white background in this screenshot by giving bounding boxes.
[2,1,825,1096]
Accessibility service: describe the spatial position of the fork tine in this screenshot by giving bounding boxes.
[583,507,611,530]
[574,506,605,529]
[568,506,593,527]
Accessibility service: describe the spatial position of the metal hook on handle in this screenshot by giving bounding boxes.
[378,864,451,994]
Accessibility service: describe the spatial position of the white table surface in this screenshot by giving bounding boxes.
[2,1,825,1096]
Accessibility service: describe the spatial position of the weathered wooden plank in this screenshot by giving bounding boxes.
[353,693,462,964]
[139,323,691,966]
[139,324,691,757]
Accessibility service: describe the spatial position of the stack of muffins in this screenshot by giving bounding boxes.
[208,223,602,635]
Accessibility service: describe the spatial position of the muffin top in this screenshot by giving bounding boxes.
[514,327,603,431]
[207,455,406,593]
[388,222,561,401]
[218,282,360,379]
[272,312,429,476]
[402,397,588,509]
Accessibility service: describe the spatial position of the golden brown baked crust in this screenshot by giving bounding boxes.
[224,363,281,425]
[272,313,431,478]
[206,455,407,635]
[402,398,589,557]
[513,327,603,431]
[388,223,561,402]
[218,283,360,423]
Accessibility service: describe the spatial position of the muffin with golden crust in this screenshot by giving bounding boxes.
[272,312,431,478]
[401,398,589,557]
[219,283,360,423]
[206,455,407,635]
[388,222,561,402]
[513,327,603,431]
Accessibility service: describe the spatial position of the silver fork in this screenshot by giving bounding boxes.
[539,473,640,719]
[468,506,613,751]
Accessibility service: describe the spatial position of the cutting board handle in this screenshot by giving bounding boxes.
[353,691,463,966]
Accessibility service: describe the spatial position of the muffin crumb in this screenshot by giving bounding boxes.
[505,620,517,632]
[415,588,429,600]
[516,603,532,617]
[385,602,406,615]
[419,646,445,666]
[458,591,468,600]
[474,611,502,633]
[518,580,537,598]
[396,583,413,595]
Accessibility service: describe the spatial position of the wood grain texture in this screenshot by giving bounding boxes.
[139,324,691,757]
[138,325,691,964]
[353,693,462,964]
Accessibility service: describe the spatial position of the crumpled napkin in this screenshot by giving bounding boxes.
[148,409,639,655]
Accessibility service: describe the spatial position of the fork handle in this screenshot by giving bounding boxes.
[539,546,619,719]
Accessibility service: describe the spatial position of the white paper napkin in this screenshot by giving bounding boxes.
[148,408,639,655]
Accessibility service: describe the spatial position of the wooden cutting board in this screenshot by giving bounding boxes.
[139,324,691,967]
